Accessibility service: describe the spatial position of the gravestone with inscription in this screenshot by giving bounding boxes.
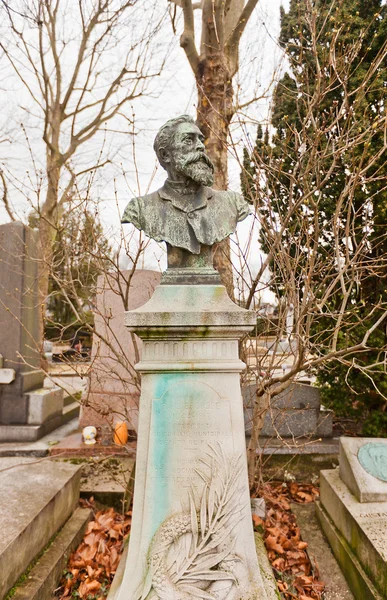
[108,116,272,599]
[316,437,387,599]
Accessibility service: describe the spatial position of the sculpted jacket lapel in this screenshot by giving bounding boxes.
[158,182,212,213]
[151,182,209,253]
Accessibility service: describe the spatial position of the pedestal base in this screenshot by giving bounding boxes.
[108,534,280,600]
[318,468,387,599]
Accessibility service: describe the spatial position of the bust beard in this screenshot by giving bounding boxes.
[174,151,215,187]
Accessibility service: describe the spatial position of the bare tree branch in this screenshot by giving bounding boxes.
[179,0,200,75]
[0,170,16,221]
[225,0,260,53]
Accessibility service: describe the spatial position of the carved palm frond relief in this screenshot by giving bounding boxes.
[138,443,246,600]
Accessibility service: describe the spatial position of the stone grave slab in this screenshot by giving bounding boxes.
[339,437,387,503]
[319,468,387,598]
[0,457,81,599]
[243,382,333,439]
[9,507,91,600]
[315,502,383,600]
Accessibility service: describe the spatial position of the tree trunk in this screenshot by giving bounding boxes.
[37,156,61,341]
[247,391,270,489]
[196,52,235,299]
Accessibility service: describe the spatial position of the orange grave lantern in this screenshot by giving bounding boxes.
[114,421,129,445]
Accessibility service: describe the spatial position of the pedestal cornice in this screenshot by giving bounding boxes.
[124,283,256,340]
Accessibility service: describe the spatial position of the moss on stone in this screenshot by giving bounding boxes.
[4,529,59,599]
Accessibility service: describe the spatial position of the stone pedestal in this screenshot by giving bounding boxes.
[316,437,387,599]
[111,281,270,600]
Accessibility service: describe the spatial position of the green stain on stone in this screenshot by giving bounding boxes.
[358,442,387,482]
[150,374,203,533]
[151,373,173,527]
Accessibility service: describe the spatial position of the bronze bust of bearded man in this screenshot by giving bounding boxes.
[121,115,249,279]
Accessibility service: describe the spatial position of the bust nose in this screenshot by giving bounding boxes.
[195,138,205,151]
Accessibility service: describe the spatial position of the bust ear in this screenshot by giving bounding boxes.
[159,147,170,164]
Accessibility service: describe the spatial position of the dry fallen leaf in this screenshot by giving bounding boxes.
[56,500,131,600]
[252,482,325,600]
[252,514,264,528]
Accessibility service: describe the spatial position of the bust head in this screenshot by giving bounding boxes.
[154,115,214,187]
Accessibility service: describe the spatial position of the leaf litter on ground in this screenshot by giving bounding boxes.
[56,483,323,600]
[252,482,325,600]
[55,497,131,600]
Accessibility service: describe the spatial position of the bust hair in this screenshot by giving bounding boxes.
[154,115,196,169]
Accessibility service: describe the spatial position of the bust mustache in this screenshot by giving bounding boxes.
[174,150,215,187]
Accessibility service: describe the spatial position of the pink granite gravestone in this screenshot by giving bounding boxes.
[80,269,161,433]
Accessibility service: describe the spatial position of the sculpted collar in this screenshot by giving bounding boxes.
[158,181,213,213]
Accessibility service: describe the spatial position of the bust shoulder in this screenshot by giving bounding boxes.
[207,188,250,221]
[121,189,163,226]
[136,189,162,204]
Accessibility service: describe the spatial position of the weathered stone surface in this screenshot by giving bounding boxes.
[254,533,281,599]
[21,369,45,393]
[245,405,319,437]
[317,409,333,437]
[244,382,322,411]
[0,417,79,457]
[113,283,268,600]
[258,437,339,455]
[319,468,387,598]
[80,458,135,510]
[316,501,383,600]
[0,368,16,384]
[339,437,387,502]
[260,408,318,437]
[108,534,281,600]
[124,283,256,334]
[243,382,332,439]
[0,222,45,427]
[9,507,91,600]
[80,269,161,432]
[27,387,64,425]
[0,458,81,599]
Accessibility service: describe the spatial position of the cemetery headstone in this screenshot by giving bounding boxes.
[317,437,387,599]
[243,381,333,439]
[80,269,161,434]
[109,116,272,599]
[0,222,64,441]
